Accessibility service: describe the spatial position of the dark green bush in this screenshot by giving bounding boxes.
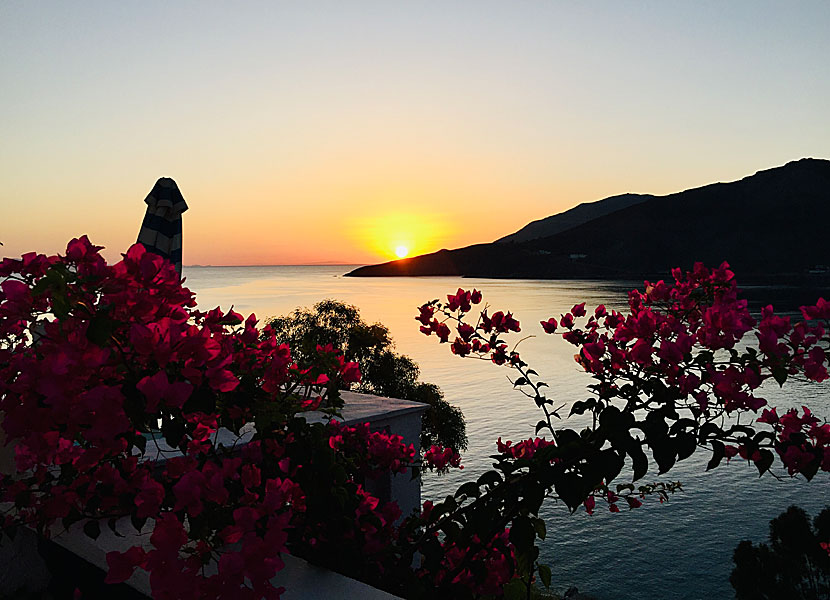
[731,505,830,599]
[267,299,467,453]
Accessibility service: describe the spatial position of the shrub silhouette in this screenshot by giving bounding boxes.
[268,299,467,453]
[731,505,830,599]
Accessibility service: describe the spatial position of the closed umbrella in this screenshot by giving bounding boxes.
[136,177,188,275]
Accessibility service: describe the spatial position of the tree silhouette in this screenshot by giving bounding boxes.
[268,299,467,453]
[731,505,830,599]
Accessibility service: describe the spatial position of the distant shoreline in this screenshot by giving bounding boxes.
[185,263,363,268]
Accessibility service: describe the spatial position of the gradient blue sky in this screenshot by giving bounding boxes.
[1,1,828,264]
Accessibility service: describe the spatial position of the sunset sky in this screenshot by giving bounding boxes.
[2,2,828,266]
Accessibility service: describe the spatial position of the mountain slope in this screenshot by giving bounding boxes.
[346,158,830,281]
[495,193,654,244]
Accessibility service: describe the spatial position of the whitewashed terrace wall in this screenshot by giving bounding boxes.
[0,392,427,599]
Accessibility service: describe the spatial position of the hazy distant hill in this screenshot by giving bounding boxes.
[495,193,654,244]
[346,158,830,282]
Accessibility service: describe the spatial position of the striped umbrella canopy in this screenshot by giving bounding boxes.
[137,177,188,275]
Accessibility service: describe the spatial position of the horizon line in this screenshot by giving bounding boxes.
[183,263,365,268]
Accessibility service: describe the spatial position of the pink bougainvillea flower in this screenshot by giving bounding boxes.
[416,304,435,326]
[801,297,830,320]
[424,445,463,473]
[104,546,147,584]
[451,338,472,357]
[435,322,451,343]
[571,303,587,318]
[540,318,558,334]
[457,322,475,341]
[340,360,361,384]
[583,495,595,515]
[446,288,473,313]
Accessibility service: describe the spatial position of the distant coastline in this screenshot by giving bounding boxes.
[185,263,361,268]
[347,158,830,284]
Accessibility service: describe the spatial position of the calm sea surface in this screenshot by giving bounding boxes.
[183,265,829,600]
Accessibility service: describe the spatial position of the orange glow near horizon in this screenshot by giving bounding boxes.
[2,5,828,267]
[346,211,453,262]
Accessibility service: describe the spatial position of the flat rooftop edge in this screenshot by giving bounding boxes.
[315,391,429,425]
[136,391,428,462]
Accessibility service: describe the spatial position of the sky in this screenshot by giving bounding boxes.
[1,1,828,266]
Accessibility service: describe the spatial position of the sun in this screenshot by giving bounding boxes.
[394,245,409,259]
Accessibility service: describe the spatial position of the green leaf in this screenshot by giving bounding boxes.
[754,449,774,476]
[160,417,186,449]
[454,481,481,500]
[187,514,208,540]
[629,443,648,481]
[333,486,349,508]
[130,514,146,534]
[532,517,547,541]
[62,513,81,532]
[107,518,120,537]
[182,387,217,415]
[732,415,758,432]
[439,521,462,544]
[652,438,676,474]
[555,473,587,512]
[699,422,721,442]
[772,366,788,387]
[133,434,147,455]
[753,431,775,445]
[51,293,72,320]
[420,537,443,572]
[570,400,589,416]
[534,444,561,463]
[362,513,383,531]
[219,312,243,326]
[596,449,624,483]
[477,471,502,489]
[598,404,623,429]
[555,429,581,448]
[675,433,697,461]
[800,454,820,481]
[86,314,115,346]
[538,564,552,589]
[509,516,536,554]
[83,520,101,540]
[707,440,725,471]
[695,350,714,365]
[669,418,697,436]
[333,464,347,485]
[643,410,670,439]
[503,578,527,600]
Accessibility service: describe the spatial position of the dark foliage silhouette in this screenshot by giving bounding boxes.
[731,505,830,599]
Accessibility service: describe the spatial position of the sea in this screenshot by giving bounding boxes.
[183,265,829,600]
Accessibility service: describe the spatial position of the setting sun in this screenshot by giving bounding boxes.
[345,211,453,262]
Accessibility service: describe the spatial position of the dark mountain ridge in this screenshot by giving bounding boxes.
[346,158,830,282]
[495,193,655,244]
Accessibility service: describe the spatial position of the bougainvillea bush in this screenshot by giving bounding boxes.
[0,238,440,599]
[1,238,828,600]
[415,262,830,597]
